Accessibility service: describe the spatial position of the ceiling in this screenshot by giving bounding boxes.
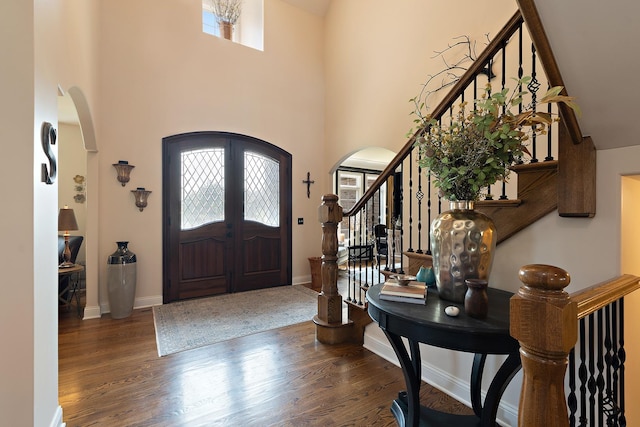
[341,147,396,171]
[532,0,640,150]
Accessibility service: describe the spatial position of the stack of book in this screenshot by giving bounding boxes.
[379,280,427,304]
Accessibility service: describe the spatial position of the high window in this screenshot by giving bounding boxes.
[202,0,264,51]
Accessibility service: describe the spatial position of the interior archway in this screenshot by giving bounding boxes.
[58,85,100,319]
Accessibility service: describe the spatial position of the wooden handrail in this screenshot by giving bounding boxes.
[345,6,586,217]
[570,274,640,319]
[516,0,583,144]
[344,11,525,217]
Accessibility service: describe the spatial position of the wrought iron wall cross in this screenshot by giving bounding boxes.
[302,172,315,198]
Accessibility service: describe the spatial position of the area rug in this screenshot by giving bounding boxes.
[152,285,318,356]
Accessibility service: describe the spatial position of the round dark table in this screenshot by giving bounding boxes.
[367,284,521,427]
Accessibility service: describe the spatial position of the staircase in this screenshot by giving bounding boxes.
[311,3,640,426]
[327,7,592,307]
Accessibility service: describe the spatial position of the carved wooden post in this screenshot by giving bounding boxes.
[510,264,577,427]
[314,194,349,343]
[318,194,341,302]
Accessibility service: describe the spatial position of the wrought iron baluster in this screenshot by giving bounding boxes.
[500,40,508,200]
[597,309,605,427]
[416,155,424,254]
[588,314,596,424]
[528,43,540,163]
[607,301,621,425]
[545,87,554,161]
[347,215,354,303]
[578,319,588,427]
[407,153,414,253]
[618,299,627,427]
[485,68,493,200]
[517,26,525,166]
[357,204,369,305]
[604,305,613,424]
[397,165,404,274]
[569,348,578,427]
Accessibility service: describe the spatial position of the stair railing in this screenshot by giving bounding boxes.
[511,264,640,427]
[338,8,589,309]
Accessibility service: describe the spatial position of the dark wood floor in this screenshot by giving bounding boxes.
[58,294,473,426]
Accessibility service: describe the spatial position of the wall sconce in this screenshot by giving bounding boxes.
[131,187,151,211]
[113,160,135,186]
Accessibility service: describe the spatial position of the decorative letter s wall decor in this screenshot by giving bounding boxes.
[41,121,57,184]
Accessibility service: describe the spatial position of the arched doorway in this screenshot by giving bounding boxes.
[57,86,100,319]
[162,131,292,302]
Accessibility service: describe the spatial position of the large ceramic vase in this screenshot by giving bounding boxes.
[430,200,496,303]
[107,241,137,319]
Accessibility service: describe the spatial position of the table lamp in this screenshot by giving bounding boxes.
[58,205,78,267]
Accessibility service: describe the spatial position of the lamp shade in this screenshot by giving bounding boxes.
[58,206,78,231]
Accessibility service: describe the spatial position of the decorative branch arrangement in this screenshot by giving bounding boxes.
[210,0,242,24]
[413,78,580,201]
[411,35,492,116]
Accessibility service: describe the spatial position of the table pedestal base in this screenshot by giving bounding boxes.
[391,392,480,427]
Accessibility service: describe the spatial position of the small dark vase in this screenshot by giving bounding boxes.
[464,279,489,319]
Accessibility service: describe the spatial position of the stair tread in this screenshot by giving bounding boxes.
[476,199,522,208]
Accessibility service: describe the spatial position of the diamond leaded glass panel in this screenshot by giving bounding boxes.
[244,151,279,227]
[181,148,225,230]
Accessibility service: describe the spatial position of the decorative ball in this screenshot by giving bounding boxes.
[444,306,460,317]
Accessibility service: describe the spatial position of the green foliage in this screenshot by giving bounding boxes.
[413,78,578,201]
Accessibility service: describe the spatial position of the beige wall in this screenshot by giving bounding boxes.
[621,175,640,426]
[93,0,326,310]
[323,0,517,174]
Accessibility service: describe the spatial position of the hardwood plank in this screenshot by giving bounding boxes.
[59,301,473,426]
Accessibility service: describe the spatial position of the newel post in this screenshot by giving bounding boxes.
[318,194,341,301]
[510,264,577,427]
[313,194,347,343]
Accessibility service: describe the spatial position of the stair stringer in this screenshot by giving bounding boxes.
[475,161,559,244]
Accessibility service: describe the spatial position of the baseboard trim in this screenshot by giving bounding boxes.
[82,304,101,320]
[292,274,311,286]
[134,295,163,309]
[363,327,517,427]
[49,405,65,427]
[99,295,163,315]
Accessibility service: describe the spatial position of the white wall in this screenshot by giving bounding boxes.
[94,0,326,311]
[0,2,37,424]
[0,0,65,425]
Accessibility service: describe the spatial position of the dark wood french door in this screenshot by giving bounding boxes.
[162,132,292,302]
